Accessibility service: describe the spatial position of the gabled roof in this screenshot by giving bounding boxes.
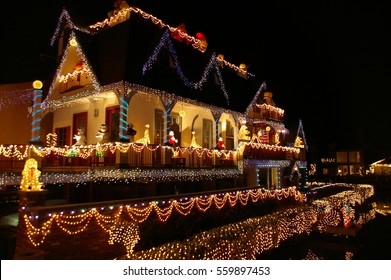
[371,157,391,166]
[48,6,268,114]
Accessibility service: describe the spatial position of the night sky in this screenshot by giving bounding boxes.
[1,1,390,164]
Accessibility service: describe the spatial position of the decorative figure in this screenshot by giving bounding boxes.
[257,128,270,144]
[108,0,130,18]
[238,124,250,141]
[216,136,225,150]
[190,131,202,148]
[294,136,304,148]
[274,130,281,145]
[73,128,86,146]
[195,32,208,52]
[126,123,137,142]
[170,118,181,146]
[20,158,44,191]
[216,53,225,68]
[136,124,151,144]
[237,63,250,79]
[170,23,189,44]
[96,124,110,144]
[167,131,178,146]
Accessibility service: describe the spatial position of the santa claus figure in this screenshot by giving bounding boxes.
[167,131,178,146]
[217,137,225,150]
[170,23,190,44]
[195,32,208,52]
[73,128,86,146]
[96,124,110,144]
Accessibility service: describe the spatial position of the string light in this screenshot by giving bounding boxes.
[142,30,230,104]
[21,186,306,247]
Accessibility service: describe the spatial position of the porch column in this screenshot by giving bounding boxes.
[30,80,43,145]
[211,110,222,148]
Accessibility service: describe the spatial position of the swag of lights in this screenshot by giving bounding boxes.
[50,6,252,75]
[88,6,199,53]
[22,186,305,247]
[142,30,230,104]
[58,67,89,84]
[50,9,93,46]
[118,183,376,260]
[0,139,299,162]
[256,103,284,117]
[57,4,253,75]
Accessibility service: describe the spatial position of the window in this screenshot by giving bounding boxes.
[225,120,234,150]
[155,109,164,145]
[55,126,71,146]
[349,151,361,163]
[336,152,348,163]
[202,119,213,149]
[72,112,88,145]
[106,106,120,142]
[170,114,181,146]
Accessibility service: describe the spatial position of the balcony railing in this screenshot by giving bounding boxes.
[0,142,305,173]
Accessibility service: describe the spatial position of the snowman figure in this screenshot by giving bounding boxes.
[73,128,86,146]
[96,124,110,144]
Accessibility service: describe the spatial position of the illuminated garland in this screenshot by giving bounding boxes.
[58,66,89,83]
[1,138,297,161]
[50,8,93,46]
[216,55,255,78]
[0,144,29,160]
[245,81,267,115]
[256,103,284,117]
[22,186,305,247]
[89,6,205,53]
[54,4,254,75]
[143,30,230,104]
[296,119,308,151]
[19,183,375,259]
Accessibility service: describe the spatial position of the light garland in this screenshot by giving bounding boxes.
[296,119,308,151]
[50,8,93,46]
[58,65,89,84]
[21,186,305,247]
[245,81,267,115]
[89,6,205,53]
[18,183,376,259]
[51,5,254,75]
[142,30,230,104]
[256,103,284,117]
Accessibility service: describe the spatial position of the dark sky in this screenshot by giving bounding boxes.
[1,1,390,164]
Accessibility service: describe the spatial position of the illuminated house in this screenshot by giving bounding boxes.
[1,3,307,195]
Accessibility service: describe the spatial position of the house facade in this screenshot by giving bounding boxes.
[1,2,307,191]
